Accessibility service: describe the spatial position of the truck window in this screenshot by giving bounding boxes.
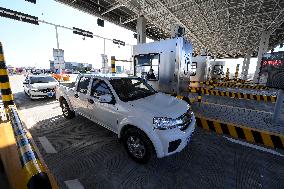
[77,76,91,94]
[91,80,111,97]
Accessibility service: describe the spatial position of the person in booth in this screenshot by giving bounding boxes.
[146,68,156,80]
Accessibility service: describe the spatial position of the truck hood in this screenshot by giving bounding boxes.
[128,92,189,119]
[31,82,58,89]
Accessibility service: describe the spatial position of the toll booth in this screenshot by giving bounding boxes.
[133,37,193,94]
[189,57,225,87]
[208,61,225,80]
[190,55,210,82]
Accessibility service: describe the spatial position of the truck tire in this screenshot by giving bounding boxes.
[122,127,155,164]
[60,99,75,119]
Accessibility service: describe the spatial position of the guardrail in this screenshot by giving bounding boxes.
[8,106,52,189]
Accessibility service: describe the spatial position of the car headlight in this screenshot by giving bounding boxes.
[153,109,194,130]
[153,117,183,130]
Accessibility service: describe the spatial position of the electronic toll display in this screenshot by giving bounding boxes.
[260,51,284,89]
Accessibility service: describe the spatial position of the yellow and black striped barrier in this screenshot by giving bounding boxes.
[195,116,284,150]
[9,106,52,189]
[213,82,269,90]
[190,80,269,90]
[0,42,14,108]
[111,56,116,73]
[189,87,276,103]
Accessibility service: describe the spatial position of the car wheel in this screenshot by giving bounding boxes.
[60,99,75,119]
[123,128,155,164]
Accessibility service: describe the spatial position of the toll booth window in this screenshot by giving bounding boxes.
[213,65,224,75]
[77,76,91,94]
[134,54,159,81]
[91,80,111,97]
[190,62,197,76]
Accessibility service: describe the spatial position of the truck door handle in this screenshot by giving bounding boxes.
[74,94,79,98]
[88,99,94,104]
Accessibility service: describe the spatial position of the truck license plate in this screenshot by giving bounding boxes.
[47,92,54,97]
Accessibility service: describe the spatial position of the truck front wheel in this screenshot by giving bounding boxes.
[60,99,75,119]
[122,127,155,164]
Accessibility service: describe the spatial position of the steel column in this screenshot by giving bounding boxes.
[253,31,270,83]
[136,16,146,44]
[241,54,251,80]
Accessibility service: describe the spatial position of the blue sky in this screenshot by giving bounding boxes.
[0,0,140,69]
[0,0,283,74]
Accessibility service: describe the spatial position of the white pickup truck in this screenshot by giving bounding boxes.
[56,74,195,163]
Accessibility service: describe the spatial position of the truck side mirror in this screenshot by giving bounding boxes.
[99,94,113,103]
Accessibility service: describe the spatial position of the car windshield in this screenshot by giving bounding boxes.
[109,78,156,102]
[30,76,56,84]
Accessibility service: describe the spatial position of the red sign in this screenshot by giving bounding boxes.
[261,60,282,66]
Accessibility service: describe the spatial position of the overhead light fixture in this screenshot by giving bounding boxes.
[25,0,36,3]
[0,7,39,25]
[97,18,104,27]
[133,33,137,39]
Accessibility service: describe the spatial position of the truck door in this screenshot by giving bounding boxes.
[87,79,118,133]
[69,75,91,116]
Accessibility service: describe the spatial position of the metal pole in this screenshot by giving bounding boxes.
[0,42,14,109]
[103,38,105,55]
[55,26,60,50]
[272,89,284,123]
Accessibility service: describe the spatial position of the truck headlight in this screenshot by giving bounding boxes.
[31,88,39,92]
[153,117,183,130]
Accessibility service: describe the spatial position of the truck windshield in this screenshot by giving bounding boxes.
[109,78,156,102]
[30,76,56,84]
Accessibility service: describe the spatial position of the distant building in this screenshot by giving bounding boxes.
[49,61,92,73]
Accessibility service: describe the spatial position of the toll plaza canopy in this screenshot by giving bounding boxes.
[56,0,284,57]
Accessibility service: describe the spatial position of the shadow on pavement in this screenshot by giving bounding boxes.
[28,113,284,189]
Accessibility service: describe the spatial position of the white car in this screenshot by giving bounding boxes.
[23,75,58,99]
[56,74,195,163]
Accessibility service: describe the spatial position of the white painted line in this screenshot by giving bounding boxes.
[64,179,85,189]
[38,136,57,154]
[224,136,284,157]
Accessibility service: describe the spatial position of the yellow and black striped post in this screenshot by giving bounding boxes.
[0,42,14,108]
[234,64,240,81]
[225,68,230,81]
[111,56,116,74]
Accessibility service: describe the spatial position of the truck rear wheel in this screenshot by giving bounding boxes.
[122,127,155,164]
[60,99,75,119]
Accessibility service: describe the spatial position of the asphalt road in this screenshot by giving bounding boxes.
[8,75,284,189]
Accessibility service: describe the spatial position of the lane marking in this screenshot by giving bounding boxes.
[64,179,85,189]
[38,136,57,154]
[224,136,284,157]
